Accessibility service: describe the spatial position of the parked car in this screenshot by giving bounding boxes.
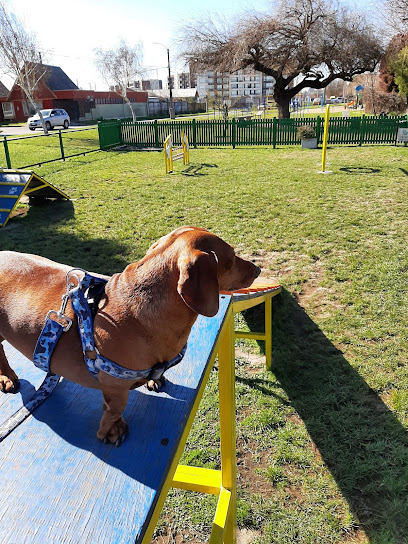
[312,97,322,105]
[27,109,70,131]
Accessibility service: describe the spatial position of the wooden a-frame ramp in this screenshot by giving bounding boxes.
[0,285,281,543]
[0,169,69,227]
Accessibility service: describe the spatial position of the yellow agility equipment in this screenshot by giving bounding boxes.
[164,132,190,173]
[321,105,331,173]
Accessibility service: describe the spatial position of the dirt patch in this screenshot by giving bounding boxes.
[237,528,261,543]
[237,436,274,495]
[235,347,266,374]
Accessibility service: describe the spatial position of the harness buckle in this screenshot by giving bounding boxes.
[46,310,72,332]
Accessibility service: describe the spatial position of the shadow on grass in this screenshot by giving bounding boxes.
[242,289,408,541]
[182,163,218,177]
[0,199,130,275]
[339,166,381,174]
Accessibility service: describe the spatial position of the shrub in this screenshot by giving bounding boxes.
[297,124,316,139]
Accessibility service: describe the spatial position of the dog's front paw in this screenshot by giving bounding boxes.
[0,373,20,393]
[97,417,129,446]
[146,376,166,392]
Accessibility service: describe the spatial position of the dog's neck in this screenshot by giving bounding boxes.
[93,254,198,369]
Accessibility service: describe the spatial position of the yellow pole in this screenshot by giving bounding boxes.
[217,309,237,544]
[265,297,272,370]
[321,105,330,172]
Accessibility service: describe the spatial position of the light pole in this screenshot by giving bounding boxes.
[153,42,175,119]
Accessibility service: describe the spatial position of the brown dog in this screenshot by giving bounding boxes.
[0,226,260,444]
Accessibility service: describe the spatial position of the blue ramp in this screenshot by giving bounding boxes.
[0,294,231,543]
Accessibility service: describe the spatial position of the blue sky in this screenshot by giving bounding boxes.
[4,0,376,91]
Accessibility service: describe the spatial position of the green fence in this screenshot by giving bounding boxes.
[98,115,408,150]
[0,127,100,170]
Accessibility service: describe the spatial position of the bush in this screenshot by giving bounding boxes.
[365,90,407,115]
[297,125,316,139]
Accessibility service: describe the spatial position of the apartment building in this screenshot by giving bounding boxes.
[177,72,197,89]
[196,69,275,104]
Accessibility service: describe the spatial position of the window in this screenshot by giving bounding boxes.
[2,102,15,118]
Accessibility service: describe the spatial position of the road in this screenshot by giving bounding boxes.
[0,124,97,137]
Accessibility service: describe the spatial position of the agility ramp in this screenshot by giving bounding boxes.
[0,169,69,227]
[0,285,281,544]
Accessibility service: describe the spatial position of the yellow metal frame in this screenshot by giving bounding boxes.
[163,132,190,174]
[231,284,282,370]
[141,284,281,543]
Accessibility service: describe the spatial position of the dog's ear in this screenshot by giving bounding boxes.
[177,250,219,317]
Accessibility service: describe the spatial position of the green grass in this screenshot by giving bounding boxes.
[1,143,408,543]
[2,128,99,169]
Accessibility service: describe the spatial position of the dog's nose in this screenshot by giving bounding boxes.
[254,265,261,277]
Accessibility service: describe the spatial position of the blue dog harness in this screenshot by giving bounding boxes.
[33,269,187,381]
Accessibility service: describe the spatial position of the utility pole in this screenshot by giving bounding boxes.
[167,48,175,119]
[154,42,175,119]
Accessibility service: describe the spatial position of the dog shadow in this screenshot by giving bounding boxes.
[10,363,199,488]
[240,289,408,540]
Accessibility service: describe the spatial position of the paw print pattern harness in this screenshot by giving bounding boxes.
[33,269,187,382]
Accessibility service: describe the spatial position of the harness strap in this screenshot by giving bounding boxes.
[33,318,65,373]
[33,270,187,383]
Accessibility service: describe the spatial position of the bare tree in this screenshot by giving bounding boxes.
[180,0,384,118]
[0,1,49,133]
[94,40,144,122]
[385,0,408,32]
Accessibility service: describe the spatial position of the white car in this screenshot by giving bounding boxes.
[27,109,70,131]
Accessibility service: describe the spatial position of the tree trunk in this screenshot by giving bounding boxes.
[21,86,49,134]
[124,96,137,123]
[275,94,291,119]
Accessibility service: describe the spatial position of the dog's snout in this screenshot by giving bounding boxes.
[254,264,261,277]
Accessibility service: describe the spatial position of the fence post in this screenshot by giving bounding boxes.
[3,137,11,169]
[58,130,65,161]
[154,120,159,148]
[272,117,277,149]
[359,114,365,146]
[315,116,321,144]
[232,118,236,149]
[192,118,197,149]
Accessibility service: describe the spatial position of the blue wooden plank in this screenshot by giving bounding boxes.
[0,342,51,422]
[0,185,25,196]
[0,294,231,544]
[0,172,31,184]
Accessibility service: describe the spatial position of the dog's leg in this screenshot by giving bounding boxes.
[0,336,20,393]
[97,387,129,446]
[146,376,166,392]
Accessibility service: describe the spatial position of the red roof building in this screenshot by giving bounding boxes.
[0,64,148,122]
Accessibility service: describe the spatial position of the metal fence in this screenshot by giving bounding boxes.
[98,115,408,150]
[0,127,100,170]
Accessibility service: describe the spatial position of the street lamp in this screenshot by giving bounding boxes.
[153,42,175,119]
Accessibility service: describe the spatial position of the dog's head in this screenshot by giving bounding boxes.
[147,227,260,317]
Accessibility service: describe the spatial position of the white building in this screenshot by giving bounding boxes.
[197,69,275,104]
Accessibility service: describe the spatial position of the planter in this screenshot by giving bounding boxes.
[301,137,318,149]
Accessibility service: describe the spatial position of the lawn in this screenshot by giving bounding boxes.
[1,142,407,543]
[0,127,100,169]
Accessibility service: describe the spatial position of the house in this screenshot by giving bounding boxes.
[0,64,148,122]
[0,81,9,122]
